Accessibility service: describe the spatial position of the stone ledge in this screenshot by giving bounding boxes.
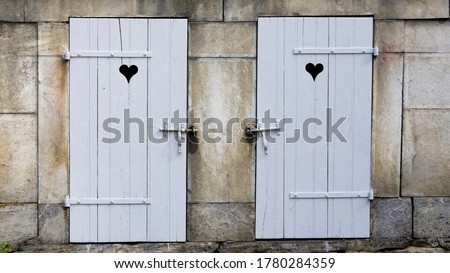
[15,238,450,253]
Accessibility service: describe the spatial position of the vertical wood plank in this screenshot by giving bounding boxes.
[328,18,372,238]
[168,19,188,241]
[69,18,98,242]
[148,19,172,241]
[255,18,284,239]
[127,18,148,242]
[108,18,130,242]
[284,17,328,238]
[97,18,112,242]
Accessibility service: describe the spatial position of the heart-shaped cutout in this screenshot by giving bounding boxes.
[305,63,323,81]
[119,64,138,83]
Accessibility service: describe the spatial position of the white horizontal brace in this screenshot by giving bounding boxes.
[63,50,152,60]
[293,47,378,56]
[289,190,373,200]
[64,196,151,207]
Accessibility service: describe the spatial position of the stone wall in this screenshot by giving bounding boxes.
[1,0,450,252]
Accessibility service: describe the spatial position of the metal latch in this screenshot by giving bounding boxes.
[245,121,281,155]
[160,121,198,154]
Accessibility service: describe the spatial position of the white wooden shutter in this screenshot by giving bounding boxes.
[256,17,373,239]
[69,18,187,242]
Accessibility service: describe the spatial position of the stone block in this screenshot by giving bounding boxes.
[0,204,37,243]
[38,204,69,244]
[375,20,404,52]
[136,0,223,21]
[404,54,450,109]
[188,59,255,203]
[189,23,256,57]
[25,0,135,22]
[0,0,25,21]
[224,0,449,21]
[0,56,37,113]
[371,54,403,197]
[38,23,68,56]
[0,23,37,55]
[402,110,450,196]
[187,203,255,242]
[371,198,412,238]
[0,115,37,203]
[38,57,69,204]
[414,198,450,238]
[405,20,450,52]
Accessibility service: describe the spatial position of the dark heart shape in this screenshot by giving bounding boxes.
[305,63,324,81]
[119,64,138,83]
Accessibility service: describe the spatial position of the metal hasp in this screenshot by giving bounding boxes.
[289,188,374,200]
[245,121,281,155]
[293,46,379,56]
[160,121,198,154]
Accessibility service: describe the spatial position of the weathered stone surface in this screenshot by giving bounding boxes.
[187,203,255,242]
[0,204,37,243]
[25,0,135,21]
[38,23,68,56]
[224,0,449,21]
[405,21,450,52]
[188,59,255,203]
[372,54,403,197]
[0,23,37,55]
[387,246,446,253]
[137,0,223,21]
[218,238,410,253]
[375,20,404,52]
[438,238,450,251]
[38,204,68,244]
[189,23,256,57]
[414,198,450,238]
[25,0,223,22]
[38,57,69,203]
[0,56,37,113]
[404,54,450,108]
[18,242,219,253]
[0,115,37,203]
[402,111,450,196]
[371,198,412,238]
[0,0,25,21]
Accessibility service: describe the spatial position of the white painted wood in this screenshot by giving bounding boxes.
[285,17,329,239]
[70,18,187,242]
[255,18,285,239]
[97,18,112,242]
[328,18,372,238]
[256,17,372,239]
[69,18,98,243]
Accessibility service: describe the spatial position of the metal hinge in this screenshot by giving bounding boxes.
[160,122,198,154]
[289,188,374,200]
[293,46,379,57]
[64,196,151,207]
[63,49,152,60]
[245,121,281,155]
